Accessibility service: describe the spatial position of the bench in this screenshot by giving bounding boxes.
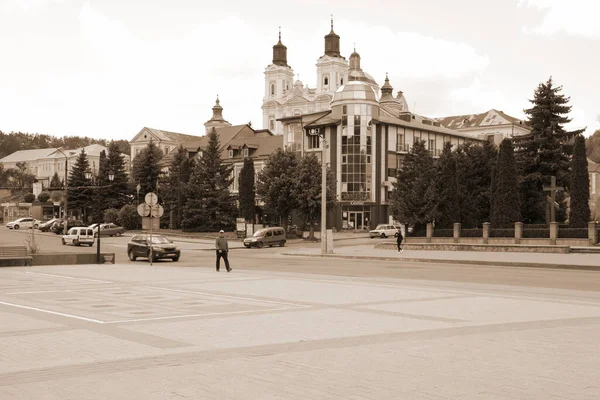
[0,246,33,267]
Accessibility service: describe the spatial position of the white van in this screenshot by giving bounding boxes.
[62,227,95,246]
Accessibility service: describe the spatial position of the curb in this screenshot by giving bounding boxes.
[281,253,600,272]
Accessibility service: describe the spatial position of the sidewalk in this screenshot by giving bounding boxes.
[283,244,600,271]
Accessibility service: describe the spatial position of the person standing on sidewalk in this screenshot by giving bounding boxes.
[396,229,404,253]
[215,230,232,272]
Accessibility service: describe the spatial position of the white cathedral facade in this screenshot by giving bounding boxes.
[261,19,409,136]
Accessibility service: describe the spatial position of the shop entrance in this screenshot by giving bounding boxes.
[343,207,371,230]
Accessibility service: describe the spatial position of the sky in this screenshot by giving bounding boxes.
[1,0,599,141]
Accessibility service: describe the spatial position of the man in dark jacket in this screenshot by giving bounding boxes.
[215,230,232,272]
[396,229,404,253]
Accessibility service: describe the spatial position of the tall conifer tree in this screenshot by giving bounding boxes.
[131,141,162,201]
[569,135,591,227]
[514,77,584,223]
[67,149,92,220]
[238,156,256,222]
[428,142,460,228]
[164,145,191,229]
[491,139,521,228]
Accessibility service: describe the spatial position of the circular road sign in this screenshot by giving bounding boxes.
[156,204,165,218]
[145,192,158,206]
[137,203,150,217]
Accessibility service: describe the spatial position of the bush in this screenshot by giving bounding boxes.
[461,228,483,238]
[489,228,514,237]
[23,193,35,203]
[558,228,588,238]
[37,191,51,202]
[118,205,139,230]
[523,228,549,238]
[433,229,453,237]
[103,208,119,224]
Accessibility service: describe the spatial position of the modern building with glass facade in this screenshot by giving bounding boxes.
[278,52,483,231]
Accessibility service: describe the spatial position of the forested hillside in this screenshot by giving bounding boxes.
[0,130,130,158]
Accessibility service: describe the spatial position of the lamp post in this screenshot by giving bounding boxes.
[86,168,115,264]
[55,148,68,222]
[309,127,328,254]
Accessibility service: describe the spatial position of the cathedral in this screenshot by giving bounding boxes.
[262,18,409,136]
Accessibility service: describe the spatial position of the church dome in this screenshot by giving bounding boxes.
[332,81,379,104]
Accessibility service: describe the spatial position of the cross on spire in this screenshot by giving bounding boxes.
[278,26,281,41]
[330,14,333,30]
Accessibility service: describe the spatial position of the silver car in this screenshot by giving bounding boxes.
[369,224,401,239]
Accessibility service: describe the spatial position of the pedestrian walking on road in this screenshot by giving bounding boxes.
[396,229,404,253]
[215,230,232,272]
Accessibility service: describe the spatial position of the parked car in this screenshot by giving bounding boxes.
[89,223,125,237]
[6,217,40,230]
[38,218,60,232]
[127,234,180,262]
[62,227,95,246]
[243,227,286,248]
[369,224,401,239]
[51,220,86,235]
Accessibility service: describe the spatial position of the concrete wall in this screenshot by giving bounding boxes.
[31,252,116,266]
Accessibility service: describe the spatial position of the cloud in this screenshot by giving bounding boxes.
[3,0,64,12]
[519,0,600,39]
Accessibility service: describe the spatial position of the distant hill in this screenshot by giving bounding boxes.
[0,130,130,159]
[586,130,600,163]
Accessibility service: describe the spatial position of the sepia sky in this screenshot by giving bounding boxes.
[1,0,599,141]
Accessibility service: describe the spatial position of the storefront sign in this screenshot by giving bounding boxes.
[350,201,365,205]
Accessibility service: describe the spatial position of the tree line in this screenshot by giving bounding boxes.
[390,77,591,231]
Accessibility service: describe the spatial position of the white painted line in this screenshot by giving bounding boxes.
[0,301,106,324]
[142,286,309,307]
[25,271,113,284]
[4,288,106,295]
[103,305,311,324]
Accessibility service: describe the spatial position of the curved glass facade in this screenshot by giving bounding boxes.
[341,104,372,201]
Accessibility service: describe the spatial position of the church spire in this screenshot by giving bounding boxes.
[324,15,340,57]
[272,26,288,67]
[204,95,231,134]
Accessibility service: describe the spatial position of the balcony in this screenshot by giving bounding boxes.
[397,143,409,153]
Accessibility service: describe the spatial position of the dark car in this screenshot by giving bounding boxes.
[90,223,126,237]
[51,220,86,235]
[38,218,60,232]
[127,234,180,262]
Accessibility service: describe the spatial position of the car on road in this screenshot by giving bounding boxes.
[89,223,125,237]
[127,234,180,262]
[38,218,60,232]
[51,220,86,235]
[243,227,286,248]
[61,227,95,246]
[6,217,40,230]
[369,224,401,239]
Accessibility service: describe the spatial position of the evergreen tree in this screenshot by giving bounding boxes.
[491,139,521,228]
[238,156,256,222]
[131,141,162,201]
[49,172,63,190]
[163,145,192,229]
[67,149,93,220]
[390,140,435,232]
[256,148,300,232]
[105,142,131,210]
[514,77,584,223]
[182,128,236,231]
[569,135,591,227]
[90,150,109,223]
[456,141,497,228]
[428,142,460,229]
[292,153,337,239]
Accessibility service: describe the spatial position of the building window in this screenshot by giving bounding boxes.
[324,76,329,86]
[270,83,275,96]
[228,150,234,158]
[270,120,275,131]
[341,103,372,202]
[308,134,320,149]
[135,148,140,156]
[341,77,344,85]
[243,148,249,158]
[165,146,169,154]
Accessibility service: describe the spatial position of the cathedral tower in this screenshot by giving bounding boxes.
[262,28,294,133]
[204,96,232,134]
[316,16,348,101]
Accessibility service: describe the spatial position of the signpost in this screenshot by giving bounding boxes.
[137,192,162,266]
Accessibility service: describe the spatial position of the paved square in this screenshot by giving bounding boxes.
[0,264,599,399]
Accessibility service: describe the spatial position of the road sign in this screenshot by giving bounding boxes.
[145,192,158,206]
[154,204,164,218]
[137,203,150,217]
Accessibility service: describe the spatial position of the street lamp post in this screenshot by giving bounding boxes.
[309,127,328,255]
[55,148,68,222]
[86,168,115,264]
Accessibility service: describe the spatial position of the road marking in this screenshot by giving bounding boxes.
[0,301,105,324]
[103,306,310,324]
[142,286,310,307]
[4,288,107,295]
[25,271,113,284]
